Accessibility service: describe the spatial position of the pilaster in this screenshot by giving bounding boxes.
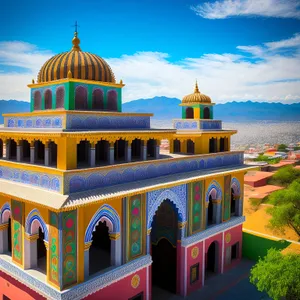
[0,223,9,254]
[109,142,115,165]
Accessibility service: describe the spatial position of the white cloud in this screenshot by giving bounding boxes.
[265,33,300,49]
[191,0,300,19]
[0,38,300,103]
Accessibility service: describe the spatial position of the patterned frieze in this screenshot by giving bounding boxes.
[65,151,244,193]
[173,119,222,131]
[5,116,63,129]
[0,165,62,193]
[66,114,150,130]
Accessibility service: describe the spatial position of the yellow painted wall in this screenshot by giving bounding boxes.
[0,195,10,211]
[194,108,200,119]
[57,137,77,170]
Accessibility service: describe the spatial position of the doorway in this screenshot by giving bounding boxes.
[206,241,218,278]
[37,227,47,273]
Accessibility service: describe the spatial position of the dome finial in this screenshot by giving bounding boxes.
[71,21,81,51]
[194,79,200,93]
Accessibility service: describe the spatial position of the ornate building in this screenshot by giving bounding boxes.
[0,30,253,300]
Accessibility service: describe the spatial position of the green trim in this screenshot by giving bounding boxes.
[242,232,291,261]
[182,107,186,119]
[88,85,93,109]
[117,88,122,112]
[66,82,72,110]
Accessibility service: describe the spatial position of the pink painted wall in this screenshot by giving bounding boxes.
[84,267,148,300]
[223,224,243,272]
[0,270,46,300]
[204,232,223,274]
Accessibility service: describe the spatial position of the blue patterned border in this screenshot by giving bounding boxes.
[0,166,62,192]
[5,116,63,129]
[66,152,244,193]
[173,119,222,131]
[200,120,222,130]
[66,115,150,130]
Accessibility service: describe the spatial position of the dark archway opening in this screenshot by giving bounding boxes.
[186,107,194,119]
[34,91,42,111]
[209,138,217,153]
[89,221,111,275]
[8,139,17,160]
[220,138,225,152]
[21,140,30,162]
[147,139,156,159]
[203,107,210,119]
[44,89,52,109]
[49,141,57,167]
[224,137,229,151]
[187,139,195,154]
[0,139,3,158]
[231,188,236,216]
[75,86,88,110]
[92,88,104,110]
[107,90,118,111]
[132,139,141,160]
[151,200,177,294]
[207,195,213,226]
[231,243,238,260]
[77,141,90,168]
[56,86,65,109]
[173,140,181,153]
[34,141,45,164]
[8,218,12,253]
[206,242,218,278]
[37,227,46,273]
[114,139,126,162]
[96,140,109,165]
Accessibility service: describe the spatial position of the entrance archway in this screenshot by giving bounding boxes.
[206,241,219,278]
[89,221,112,276]
[37,227,47,273]
[151,200,178,294]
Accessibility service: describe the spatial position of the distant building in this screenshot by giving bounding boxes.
[0,30,253,300]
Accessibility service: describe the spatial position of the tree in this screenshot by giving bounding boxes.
[267,179,300,238]
[269,165,300,186]
[277,144,288,152]
[250,249,300,300]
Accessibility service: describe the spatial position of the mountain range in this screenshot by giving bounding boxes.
[0,97,300,123]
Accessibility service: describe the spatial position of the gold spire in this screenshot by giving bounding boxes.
[71,22,81,51]
[67,70,72,78]
[194,80,200,93]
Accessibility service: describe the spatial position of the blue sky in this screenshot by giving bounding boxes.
[1,0,300,103]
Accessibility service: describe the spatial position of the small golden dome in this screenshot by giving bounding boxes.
[182,81,211,104]
[37,31,115,84]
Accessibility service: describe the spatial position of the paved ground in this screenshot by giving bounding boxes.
[152,259,271,300]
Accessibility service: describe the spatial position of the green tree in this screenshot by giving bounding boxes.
[250,249,300,300]
[267,179,300,238]
[277,144,288,152]
[269,165,300,186]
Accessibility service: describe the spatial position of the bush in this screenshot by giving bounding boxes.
[269,165,300,187]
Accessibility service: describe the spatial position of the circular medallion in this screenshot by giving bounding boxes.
[131,274,140,289]
[191,246,199,259]
[225,233,231,243]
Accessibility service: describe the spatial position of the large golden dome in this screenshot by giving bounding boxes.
[37,32,115,83]
[182,82,211,104]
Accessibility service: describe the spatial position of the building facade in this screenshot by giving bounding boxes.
[0,31,253,300]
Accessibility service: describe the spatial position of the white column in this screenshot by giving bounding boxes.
[110,233,122,266]
[45,146,50,166]
[215,200,222,224]
[89,147,96,167]
[142,141,147,161]
[24,234,38,269]
[109,142,114,165]
[155,145,160,159]
[0,224,9,254]
[146,229,151,254]
[16,145,21,162]
[30,146,35,164]
[126,142,132,162]
[5,142,10,159]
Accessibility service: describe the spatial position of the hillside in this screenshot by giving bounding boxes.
[1,98,300,123]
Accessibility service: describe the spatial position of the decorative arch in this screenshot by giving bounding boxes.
[205,180,222,202]
[147,185,187,230]
[0,202,11,224]
[85,204,120,243]
[92,88,104,110]
[231,177,241,195]
[44,89,52,109]
[56,86,65,109]
[25,209,48,241]
[107,90,118,111]
[75,85,88,110]
[33,90,42,110]
[186,107,194,119]
[203,106,210,119]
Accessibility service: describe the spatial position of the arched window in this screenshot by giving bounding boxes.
[44,89,52,109]
[203,107,210,119]
[56,86,65,109]
[92,88,104,110]
[187,139,195,154]
[186,107,194,119]
[0,139,3,158]
[173,139,181,153]
[34,91,42,110]
[75,86,88,110]
[107,90,118,111]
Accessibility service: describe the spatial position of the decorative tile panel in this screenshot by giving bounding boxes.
[11,200,23,266]
[5,116,63,128]
[223,175,231,221]
[0,166,62,192]
[173,119,222,131]
[66,152,244,193]
[189,181,204,235]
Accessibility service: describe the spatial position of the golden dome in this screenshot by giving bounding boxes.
[182,81,211,104]
[37,32,115,84]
